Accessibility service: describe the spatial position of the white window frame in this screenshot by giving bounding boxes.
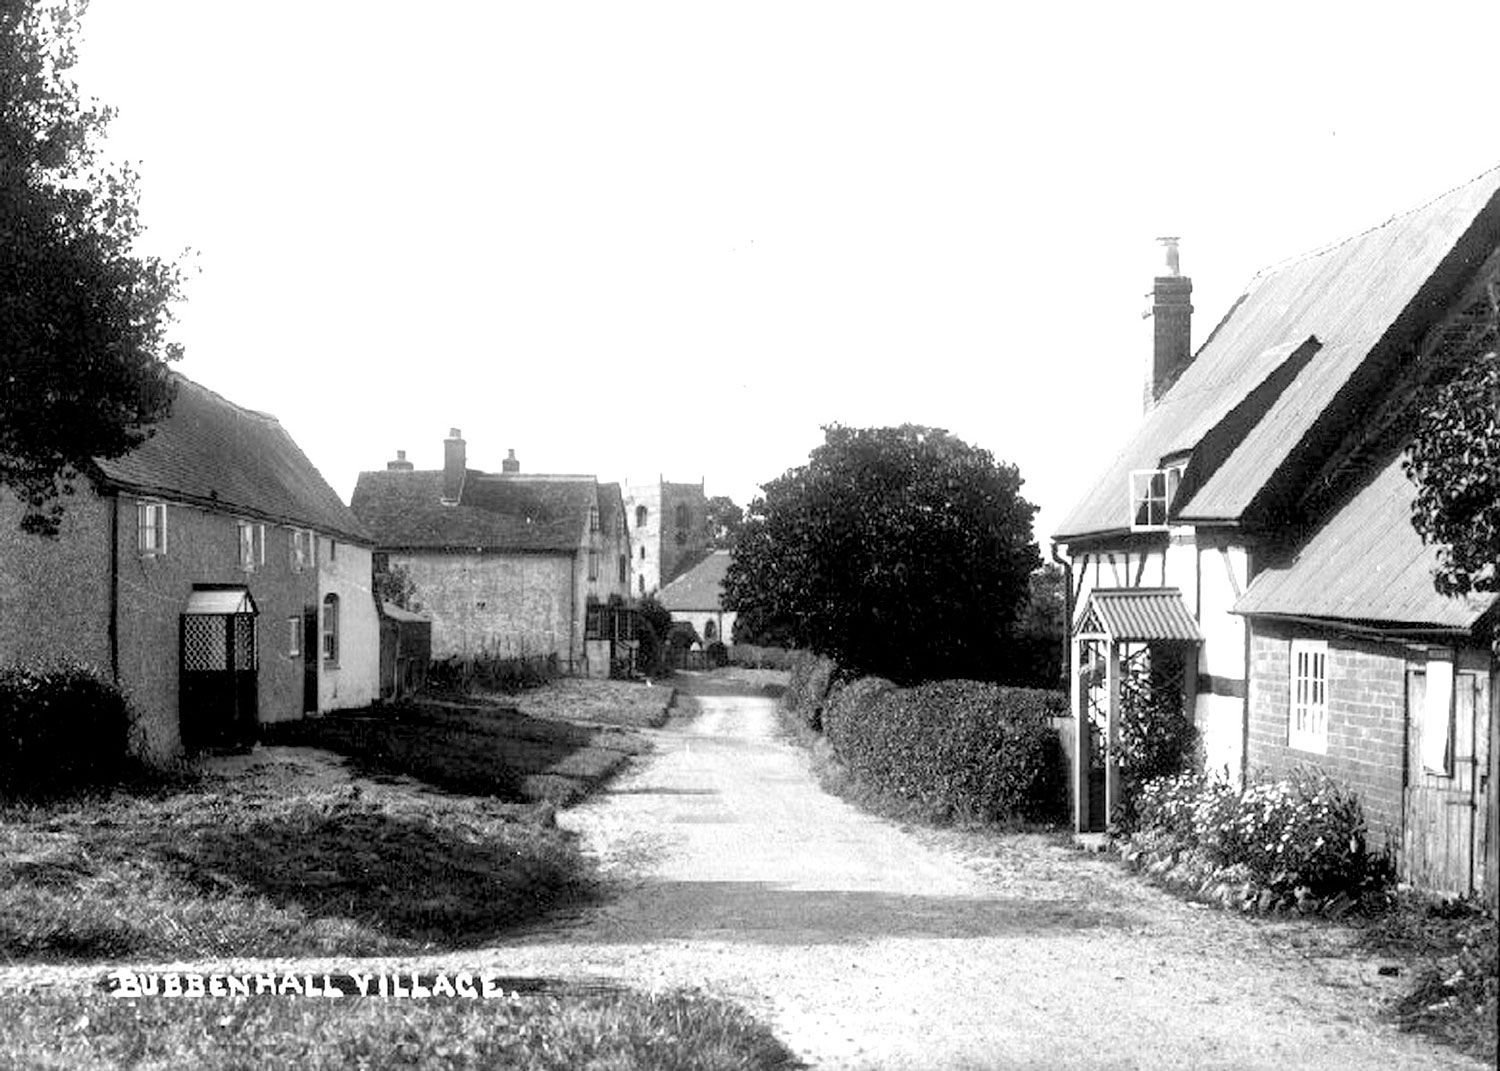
[1288,638,1329,753]
[1129,466,1181,532]
[137,501,167,556]
[322,593,339,666]
[238,521,265,570]
[289,528,314,572]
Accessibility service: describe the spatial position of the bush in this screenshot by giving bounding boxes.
[783,653,839,730]
[0,661,135,797]
[728,644,795,670]
[1133,768,1389,899]
[706,640,728,668]
[822,677,1067,823]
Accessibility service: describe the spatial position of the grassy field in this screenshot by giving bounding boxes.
[0,755,591,961]
[0,987,802,1070]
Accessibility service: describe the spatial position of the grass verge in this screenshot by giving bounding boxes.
[1357,894,1498,1064]
[0,987,802,1071]
[0,758,592,962]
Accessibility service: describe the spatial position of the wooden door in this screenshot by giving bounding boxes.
[1405,667,1488,898]
[303,606,319,713]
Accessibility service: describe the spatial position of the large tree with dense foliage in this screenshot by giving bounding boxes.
[1404,348,1499,598]
[703,494,743,550]
[723,424,1041,683]
[1,0,183,534]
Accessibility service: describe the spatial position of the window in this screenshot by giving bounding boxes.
[1421,651,1455,775]
[589,505,600,533]
[638,576,645,594]
[588,550,599,581]
[1129,466,1182,531]
[137,501,167,555]
[636,506,648,528]
[289,528,314,571]
[674,503,689,530]
[287,617,302,658]
[322,594,339,665]
[704,620,718,642]
[640,546,645,560]
[618,554,627,584]
[1288,639,1328,753]
[238,522,265,569]
[584,599,607,640]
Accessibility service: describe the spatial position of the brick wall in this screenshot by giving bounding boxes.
[1248,620,1409,846]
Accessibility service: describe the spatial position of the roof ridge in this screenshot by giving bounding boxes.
[171,372,281,426]
[1248,162,1500,282]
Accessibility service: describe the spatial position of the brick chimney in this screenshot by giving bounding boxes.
[1146,236,1193,412]
[501,449,519,474]
[442,429,466,504]
[386,449,414,472]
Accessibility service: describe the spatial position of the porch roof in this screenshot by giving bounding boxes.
[1074,588,1203,642]
[183,587,256,616]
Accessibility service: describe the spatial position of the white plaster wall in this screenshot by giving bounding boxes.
[319,539,379,711]
[1194,539,1250,783]
[670,609,737,645]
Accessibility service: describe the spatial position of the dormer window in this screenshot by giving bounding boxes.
[1129,466,1182,531]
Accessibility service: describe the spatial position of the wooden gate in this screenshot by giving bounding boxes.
[1405,661,1490,899]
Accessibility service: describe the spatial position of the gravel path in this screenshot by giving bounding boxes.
[0,680,1485,1070]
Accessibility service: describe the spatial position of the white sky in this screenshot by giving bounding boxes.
[71,1,1500,545]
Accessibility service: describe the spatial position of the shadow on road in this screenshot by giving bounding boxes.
[545,879,1134,945]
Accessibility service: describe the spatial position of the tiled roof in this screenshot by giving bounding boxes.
[1234,452,1495,630]
[597,482,624,537]
[1056,166,1500,540]
[1075,588,1204,642]
[658,550,732,611]
[351,469,595,553]
[93,375,371,544]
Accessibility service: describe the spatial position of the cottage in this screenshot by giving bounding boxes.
[657,550,737,646]
[0,375,380,761]
[351,432,633,676]
[1054,168,1500,903]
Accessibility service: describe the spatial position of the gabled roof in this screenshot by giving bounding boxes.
[658,550,732,611]
[1056,166,1500,541]
[351,468,597,553]
[597,482,624,536]
[1233,451,1495,631]
[93,375,371,544]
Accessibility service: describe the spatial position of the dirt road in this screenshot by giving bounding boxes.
[492,678,1484,1071]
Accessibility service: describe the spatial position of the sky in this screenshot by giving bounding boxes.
[69,1,1500,546]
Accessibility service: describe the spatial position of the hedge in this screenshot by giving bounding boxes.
[821,676,1067,822]
[784,652,839,730]
[0,661,135,797]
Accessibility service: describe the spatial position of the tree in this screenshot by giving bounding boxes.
[703,495,743,549]
[373,560,417,610]
[1404,348,1499,597]
[722,424,1042,683]
[1,0,184,534]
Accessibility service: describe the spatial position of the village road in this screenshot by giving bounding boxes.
[0,678,1485,1070]
[480,677,1486,1071]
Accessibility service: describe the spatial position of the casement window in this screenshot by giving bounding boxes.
[1288,639,1329,753]
[289,528,314,572]
[588,550,599,581]
[584,600,607,641]
[287,617,302,658]
[636,506,648,528]
[137,501,167,555]
[322,594,339,665]
[1129,466,1182,531]
[238,522,265,570]
[589,506,600,533]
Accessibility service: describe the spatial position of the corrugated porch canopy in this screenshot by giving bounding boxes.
[1074,588,1203,642]
[184,587,257,616]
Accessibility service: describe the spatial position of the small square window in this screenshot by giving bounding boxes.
[137,501,167,555]
[1129,466,1182,531]
[1288,639,1328,753]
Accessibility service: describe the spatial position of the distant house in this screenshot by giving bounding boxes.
[0,375,380,761]
[657,550,737,645]
[623,478,709,595]
[1054,168,1499,904]
[351,432,633,676]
